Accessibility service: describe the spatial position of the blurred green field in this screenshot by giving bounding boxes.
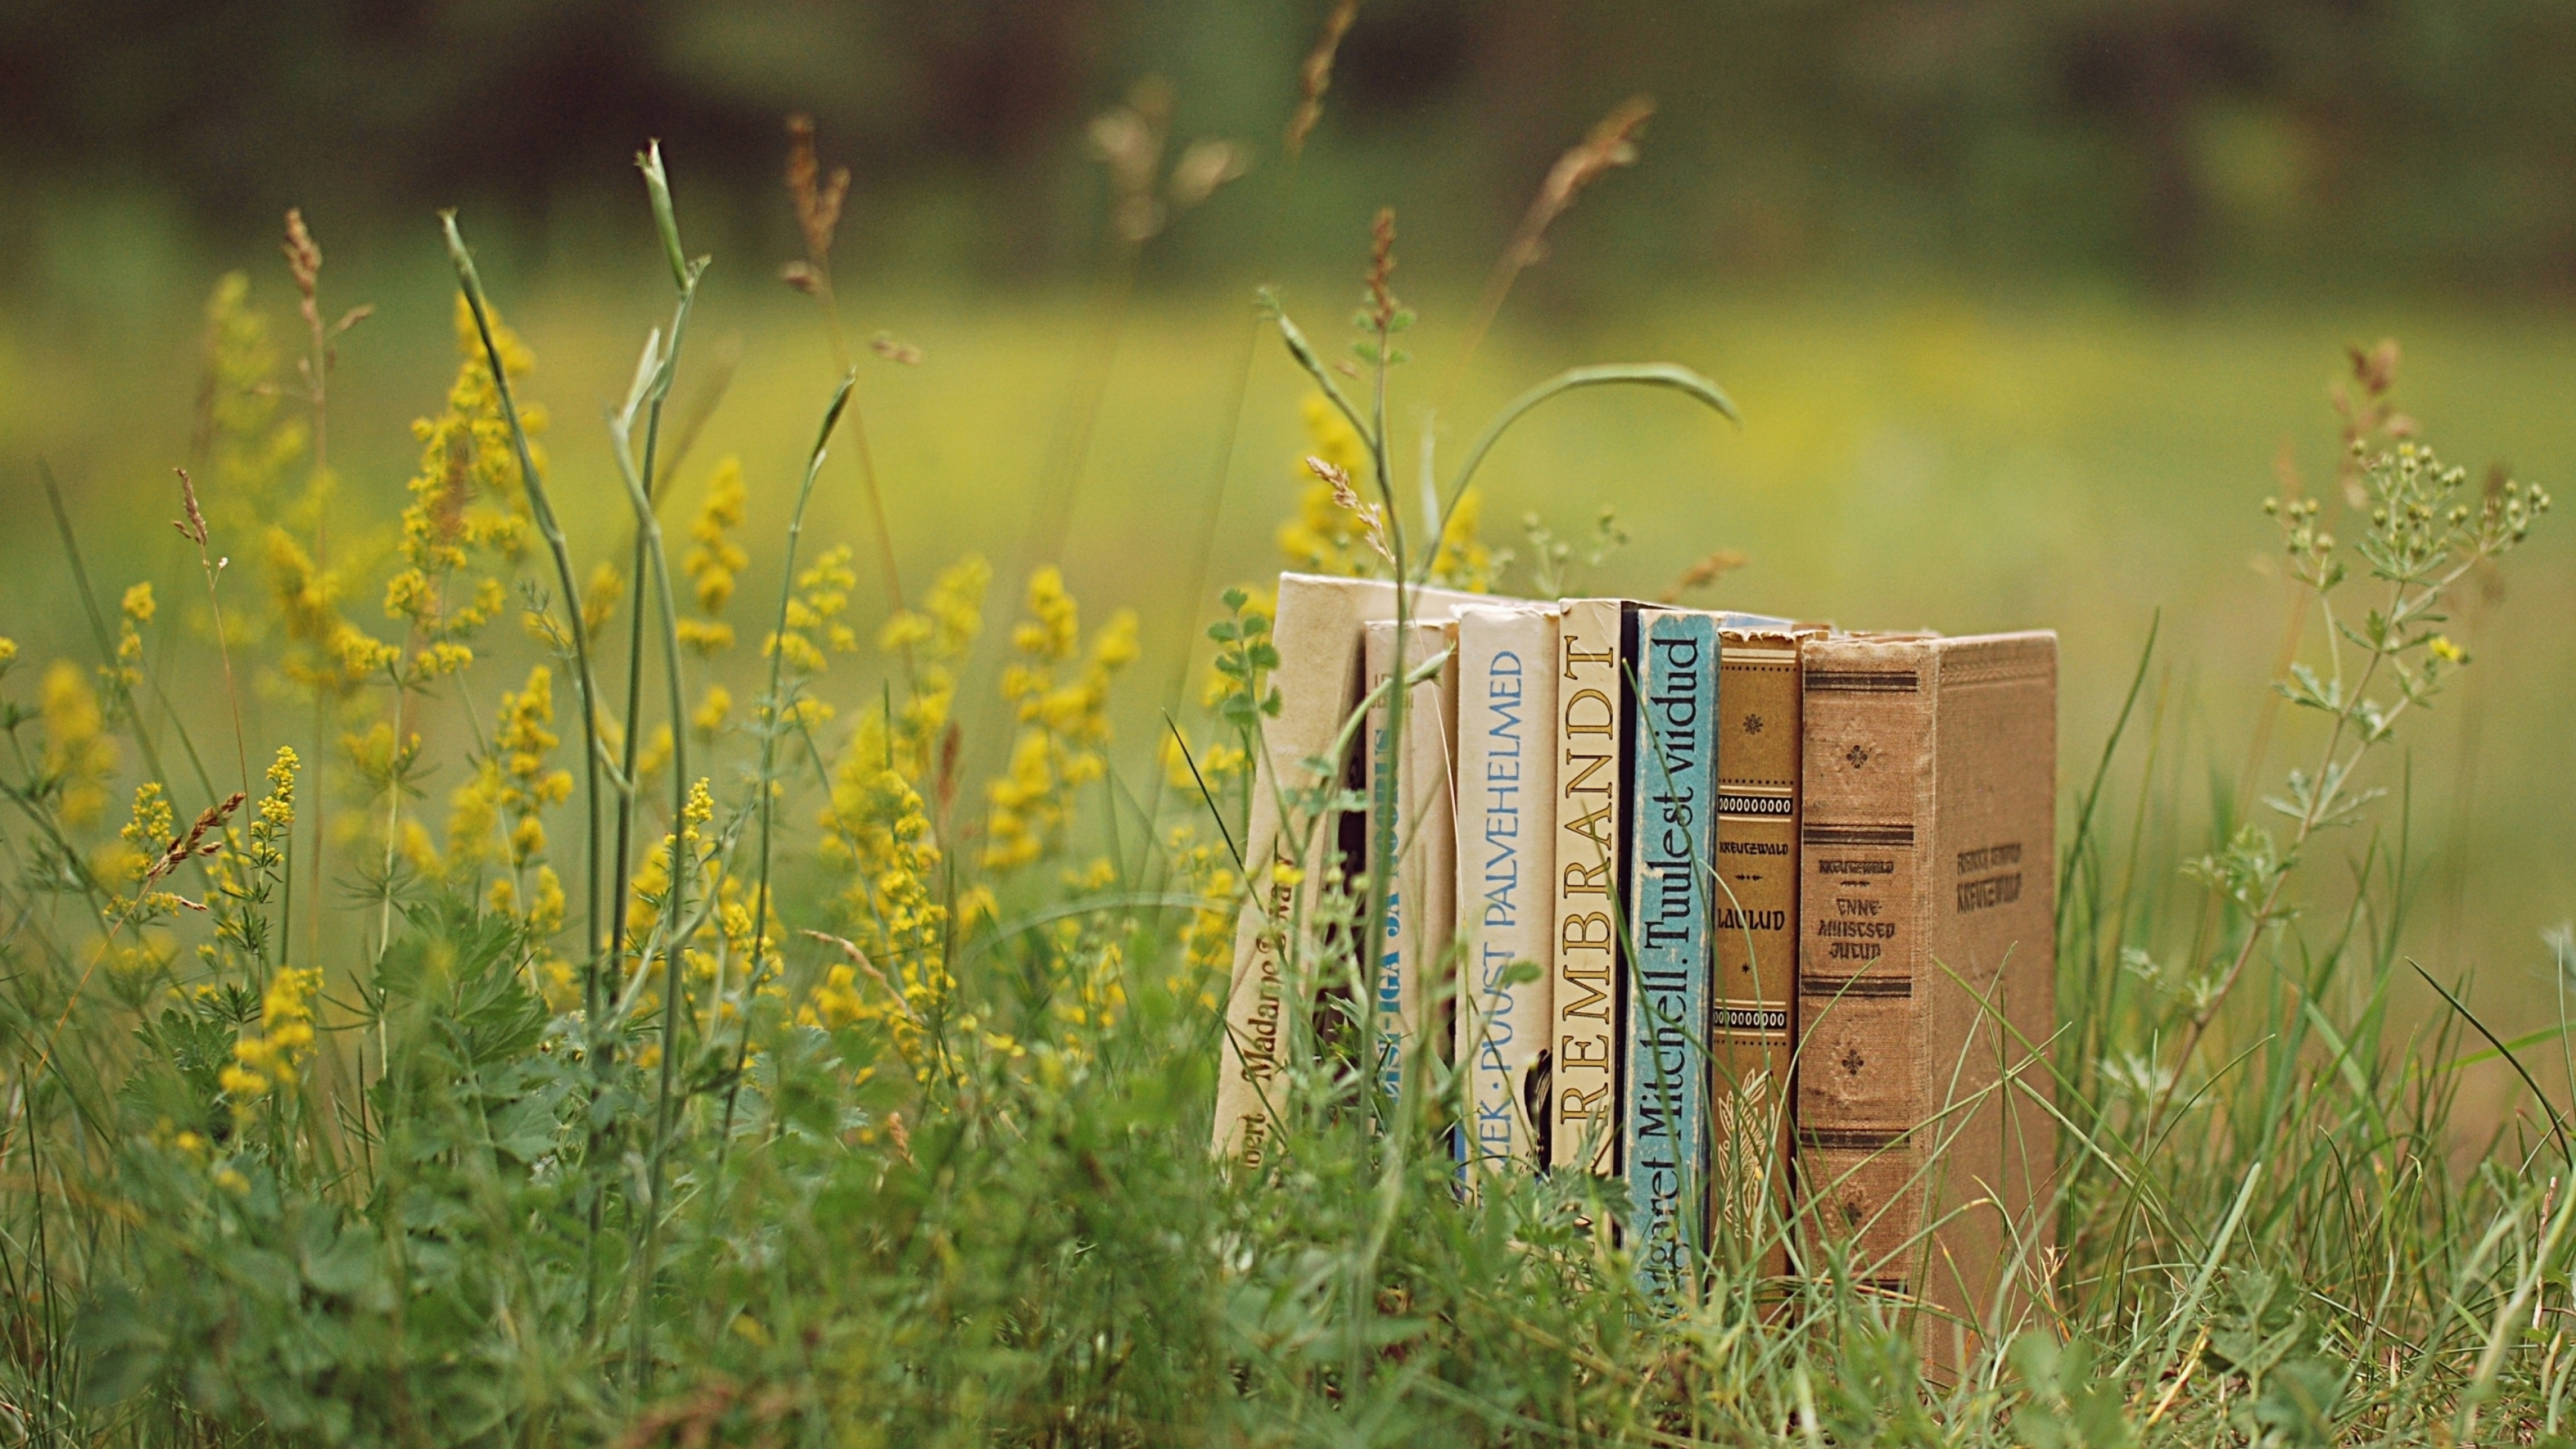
[4,264,2571,1030]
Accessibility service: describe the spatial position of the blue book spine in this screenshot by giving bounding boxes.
[1624,610,1718,1301]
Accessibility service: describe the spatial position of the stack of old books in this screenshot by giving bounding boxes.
[1210,574,2058,1370]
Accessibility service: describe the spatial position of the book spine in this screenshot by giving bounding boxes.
[1548,599,1631,1175]
[1364,619,1459,1108]
[1625,609,1719,1298]
[1919,632,2058,1377]
[1216,576,1483,1161]
[1454,606,1559,1176]
[1711,625,1803,1281]
[1794,635,1936,1299]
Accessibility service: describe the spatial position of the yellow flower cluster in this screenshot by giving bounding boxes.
[220,965,319,1112]
[682,864,785,1023]
[678,458,748,655]
[871,553,990,780]
[1277,394,1374,576]
[983,568,1139,870]
[103,582,154,700]
[1272,395,1494,588]
[109,780,176,894]
[200,272,312,534]
[1036,917,1128,1060]
[266,528,398,695]
[40,661,117,828]
[1428,486,1497,592]
[1164,826,1242,1007]
[581,561,625,636]
[809,551,996,1070]
[447,665,573,873]
[625,777,716,948]
[206,748,299,973]
[767,545,861,682]
[808,765,949,1070]
[381,294,546,683]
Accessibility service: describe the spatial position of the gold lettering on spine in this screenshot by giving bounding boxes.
[1550,602,1625,1174]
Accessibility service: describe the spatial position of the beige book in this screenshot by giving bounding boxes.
[1794,631,2058,1378]
[1548,598,1633,1175]
[1363,618,1460,1108]
[1710,620,1813,1280]
[1453,604,1559,1175]
[1212,574,1484,1163]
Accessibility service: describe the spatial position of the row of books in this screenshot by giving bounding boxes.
[1212,574,2058,1366]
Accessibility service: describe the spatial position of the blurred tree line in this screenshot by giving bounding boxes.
[5,0,2575,294]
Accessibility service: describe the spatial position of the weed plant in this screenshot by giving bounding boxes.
[0,41,2569,1449]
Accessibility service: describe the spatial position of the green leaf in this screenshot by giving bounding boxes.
[1432,363,1739,572]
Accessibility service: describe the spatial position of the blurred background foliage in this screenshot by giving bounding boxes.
[9,0,2576,292]
[1,0,2571,1048]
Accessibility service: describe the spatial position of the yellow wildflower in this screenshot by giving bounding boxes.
[200,273,312,534]
[267,529,397,694]
[1165,825,1244,1004]
[683,458,749,619]
[1277,394,1377,576]
[1427,486,1497,592]
[222,965,320,1114]
[983,568,1139,869]
[384,292,545,679]
[869,552,989,784]
[816,761,951,1068]
[447,665,572,875]
[40,661,117,827]
[693,684,733,738]
[766,545,860,685]
[107,781,176,890]
[582,561,625,635]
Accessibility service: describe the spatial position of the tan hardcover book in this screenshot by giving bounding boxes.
[1709,621,1811,1279]
[1794,631,2057,1377]
[1548,598,1633,1175]
[1454,604,1559,1175]
[1214,575,1483,1163]
[1362,617,1460,1108]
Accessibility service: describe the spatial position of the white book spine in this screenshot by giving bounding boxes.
[1363,618,1459,1108]
[1213,576,1481,1162]
[1453,605,1559,1175]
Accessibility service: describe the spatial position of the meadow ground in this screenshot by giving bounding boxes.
[2,244,2574,1442]
[8,270,2570,1014]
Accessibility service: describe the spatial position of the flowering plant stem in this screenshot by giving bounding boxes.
[610,142,706,1399]
[718,372,855,1160]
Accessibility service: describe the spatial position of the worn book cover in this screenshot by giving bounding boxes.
[1454,604,1559,1176]
[1795,631,2058,1377]
[1548,598,1635,1176]
[1624,608,1719,1297]
[1214,575,1483,1163]
[1710,617,1811,1281]
[1364,617,1460,1108]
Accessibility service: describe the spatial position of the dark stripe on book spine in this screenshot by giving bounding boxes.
[1798,1126,1911,1150]
[1805,669,1919,692]
[1799,974,1913,999]
[1717,792,1792,816]
[1802,822,1915,847]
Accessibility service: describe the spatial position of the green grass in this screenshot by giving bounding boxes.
[0,177,2573,1443]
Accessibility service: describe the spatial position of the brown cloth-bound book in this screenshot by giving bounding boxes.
[1794,631,2057,1377]
[1709,620,1815,1281]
